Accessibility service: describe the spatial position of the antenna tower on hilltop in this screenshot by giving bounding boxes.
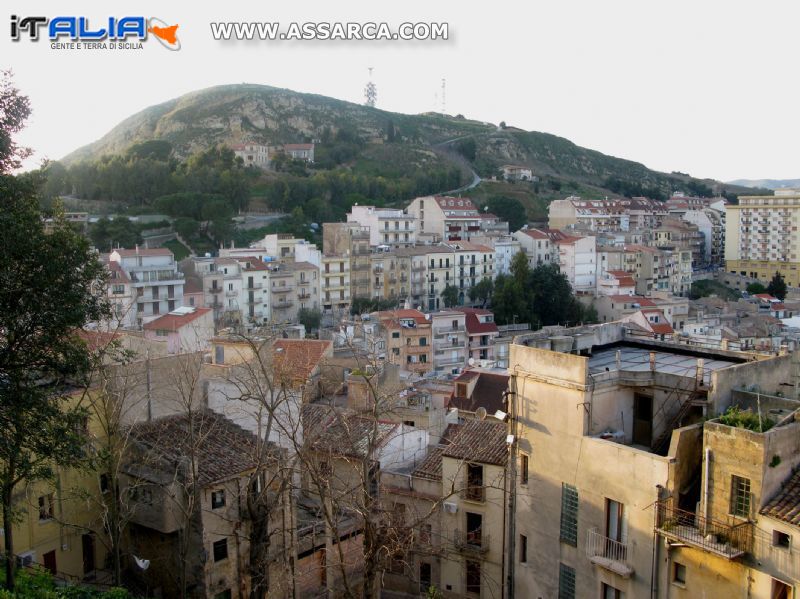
[364,67,377,107]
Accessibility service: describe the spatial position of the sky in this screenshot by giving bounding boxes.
[4,0,800,181]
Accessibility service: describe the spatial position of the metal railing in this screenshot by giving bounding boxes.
[654,500,753,559]
[586,528,629,564]
[460,486,485,503]
[453,529,490,553]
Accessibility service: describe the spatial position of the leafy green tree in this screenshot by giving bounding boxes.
[481,196,527,231]
[174,217,200,239]
[746,282,766,295]
[468,277,494,306]
[767,272,788,300]
[441,284,460,308]
[455,138,476,161]
[0,181,110,590]
[0,70,32,172]
[297,308,322,332]
[89,216,142,251]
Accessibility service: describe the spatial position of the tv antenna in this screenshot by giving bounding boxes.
[364,67,377,108]
[441,78,446,114]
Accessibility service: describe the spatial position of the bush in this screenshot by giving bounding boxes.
[718,406,774,432]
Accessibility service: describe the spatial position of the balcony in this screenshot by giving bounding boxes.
[435,356,465,367]
[225,290,237,297]
[435,325,465,335]
[585,528,634,578]
[654,500,753,559]
[352,263,369,271]
[298,279,311,286]
[298,292,313,301]
[208,287,222,294]
[436,341,466,351]
[272,286,293,294]
[244,282,263,290]
[273,301,294,310]
[246,297,263,304]
[453,529,489,554]
[412,265,426,272]
[406,345,430,354]
[460,485,485,503]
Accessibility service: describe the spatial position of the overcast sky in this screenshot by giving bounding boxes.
[4,0,799,181]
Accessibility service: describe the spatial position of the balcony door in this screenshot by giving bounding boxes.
[605,499,625,542]
[633,394,652,446]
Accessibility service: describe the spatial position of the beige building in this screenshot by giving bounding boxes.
[508,323,790,599]
[375,309,434,376]
[726,190,800,286]
[430,311,469,374]
[347,205,417,247]
[321,254,351,316]
[323,222,371,300]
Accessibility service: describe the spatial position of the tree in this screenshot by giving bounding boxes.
[298,307,322,333]
[468,277,494,306]
[0,74,110,589]
[441,284,460,308]
[746,282,766,295]
[480,196,527,231]
[767,272,787,300]
[0,180,110,589]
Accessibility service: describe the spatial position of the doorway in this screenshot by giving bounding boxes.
[82,533,95,576]
[633,394,653,446]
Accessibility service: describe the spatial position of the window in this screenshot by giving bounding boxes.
[38,494,54,521]
[772,578,792,599]
[211,490,225,509]
[520,454,529,485]
[112,284,125,295]
[392,332,400,339]
[605,498,625,542]
[465,560,481,595]
[558,563,575,599]
[212,538,228,562]
[465,464,484,502]
[773,530,791,549]
[602,583,624,599]
[673,562,686,585]
[519,534,527,563]
[100,474,110,494]
[419,523,431,545]
[730,475,751,518]
[560,483,578,546]
[215,591,232,599]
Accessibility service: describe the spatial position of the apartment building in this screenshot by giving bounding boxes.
[449,242,495,302]
[123,410,285,599]
[508,323,790,599]
[489,235,522,275]
[549,196,667,232]
[557,235,597,294]
[726,189,800,286]
[108,247,184,328]
[320,254,351,316]
[323,222,371,299]
[512,228,558,268]
[269,264,297,323]
[230,142,270,168]
[347,205,417,247]
[381,420,508,599]
[682,207,725,266]
[375,309,434,376]
[406,196,508,243]
[143,306,215,354]
[430,310,469,374]
[455,308,499,363]
[369,251,412,302]
[652,218,705,267]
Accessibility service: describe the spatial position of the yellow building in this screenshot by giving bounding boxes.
[726,190,800,286]
[1,389,109,583]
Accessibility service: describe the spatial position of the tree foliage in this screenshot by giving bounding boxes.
[441,284,460,308]
[480,196,527,231]
[767,272,788,300]
[489,253,591,328]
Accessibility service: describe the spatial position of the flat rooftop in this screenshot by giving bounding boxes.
[589,345,738,382]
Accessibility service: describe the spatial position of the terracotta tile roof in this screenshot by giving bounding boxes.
[143,307,212,332]
[284,143,314,151]
[441,420,508,466]
[76,330,121,352]
[183,278,203,294]
[233,256,270,271]
[450,372,509,414]
[454,308,499,335]
[272,339,332,382]
[127,410,273,487]
[608,295,655,306]
[521,229,550,240]
[106,260,131,283]
[303,405,398,459]
[762,468,800,526]
[375,309,430,326]
[412,447,443,481]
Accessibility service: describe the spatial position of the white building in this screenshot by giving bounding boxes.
[230,143,270,169]
[347,205,417,247]
[143,306,215,354]
[556,235,597,293]
[406,196,508,243]
[108,247,184,328]
[492,235,522,275]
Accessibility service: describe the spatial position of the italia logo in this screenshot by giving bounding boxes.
[10,15,181,50]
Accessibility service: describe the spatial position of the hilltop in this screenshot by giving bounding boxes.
[61,83,766,218]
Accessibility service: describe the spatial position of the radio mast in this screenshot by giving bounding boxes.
[364,67,377,107]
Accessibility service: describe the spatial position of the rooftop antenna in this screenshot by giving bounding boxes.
[441,78,446,114]
[364,67,377,108]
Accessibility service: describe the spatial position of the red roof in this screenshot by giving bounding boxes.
[454,308,499,335]
[607,295,656,306]
[143,307,212,332]
[284,143,314,151]
[272,339,332,382]
[375,309,429,325]
[233,256,270,271]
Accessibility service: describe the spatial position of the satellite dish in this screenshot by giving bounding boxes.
[134,556,150,571]
[468,358,476,366]
[476,407,487,421]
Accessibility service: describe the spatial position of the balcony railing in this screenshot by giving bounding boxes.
[654,500,753,559]
[272,286,293,294]
[585,528,633,578]
[244,282,263,290]
[460,486,485,503]
[435,325,465,334]
[273,301,294,310]
[453,529,489,553]
[208,287,222,294]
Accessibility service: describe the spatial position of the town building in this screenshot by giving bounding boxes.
[406,196,508,243]
[107,247,185,328]
[143,306,215,354]
[347,205,417,247]
[230,143,270,169]
[455,308,499,363]
[726,189,800,286]
[429,310,469,375]
[374,309,433,376]
[501,164,535,181]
